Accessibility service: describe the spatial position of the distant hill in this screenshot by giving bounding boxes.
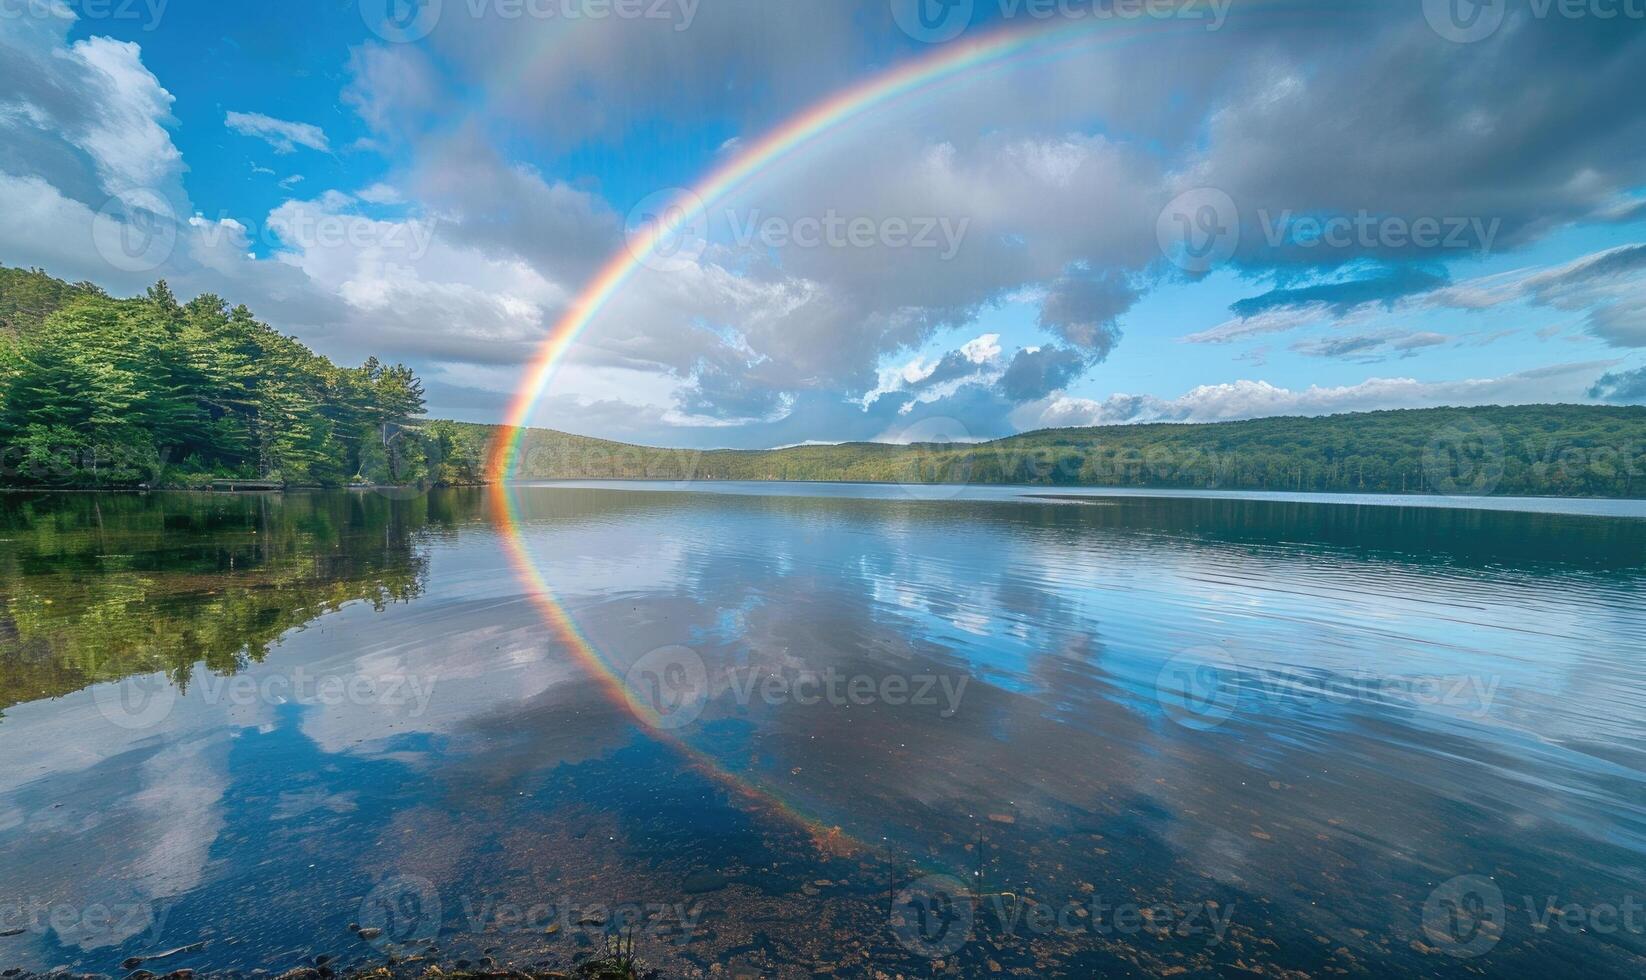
[490,404,1646,498]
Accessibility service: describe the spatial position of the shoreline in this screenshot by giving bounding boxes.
[3,478,1645,504]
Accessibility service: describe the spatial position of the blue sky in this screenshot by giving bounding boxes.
[3,0,1645,447]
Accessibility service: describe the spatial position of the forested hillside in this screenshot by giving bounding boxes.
[0,266,485,488]
[500,405,1646,498]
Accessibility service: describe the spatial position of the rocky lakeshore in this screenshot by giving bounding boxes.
[0,959,654,980]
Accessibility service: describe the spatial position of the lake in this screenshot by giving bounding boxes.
[2,484,1644,977]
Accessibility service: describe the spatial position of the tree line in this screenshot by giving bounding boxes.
[6,263,1643,497]
[502,405,1646,498]
[0,266,486,488]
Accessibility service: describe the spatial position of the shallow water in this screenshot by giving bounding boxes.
[1,485,1644,977]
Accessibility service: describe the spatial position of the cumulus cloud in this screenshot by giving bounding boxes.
[407,135,620,289]
[1588,367,1646,404]
[850,331,1100,421]
[254,192,567,365]
[0,173,160,292]
[523,127,1165,427]
[1192,11,1646,265]
[857,333,1006,410]
[674,347,796,424]
[999,346,1093,402]
[960,333,1001,363]
[0,14,186,291]
[1037,271,1135,356]
[0,14,618,390]
[224,111,330,154]
[0,12,182,204]
[1023,361,1617,429]
[415,0,865,142]
[68,38,181,194]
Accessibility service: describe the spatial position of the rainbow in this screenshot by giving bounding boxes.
[486,3,1289,853]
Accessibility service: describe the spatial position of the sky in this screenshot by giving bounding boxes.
[2,0,1644,448]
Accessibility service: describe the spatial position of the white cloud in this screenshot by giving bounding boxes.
[1427,244,1646,347]
[961,333,1002,364]
[0,7,595,380]
[252,193,567,364]
[0,15,183,202]
[1289,329,1450,363]
[0,173,101,276]
[1182,306,1331,344]
[343,43,444,139]
[71,38,182,193]
[1022,361,1619,429]
[356,182,403,205]
[1184,245,1646,355]
[225,110,330,154]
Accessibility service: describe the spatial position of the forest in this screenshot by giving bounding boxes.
[499,403,1646,498]
[0,266,486,488]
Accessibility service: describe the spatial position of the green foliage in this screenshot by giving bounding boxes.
[0,265,428,488]
[0,266,104,339]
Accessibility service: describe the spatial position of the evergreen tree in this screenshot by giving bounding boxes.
[0,266,429,488]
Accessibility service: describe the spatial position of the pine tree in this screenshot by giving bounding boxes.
[0,267,434,488]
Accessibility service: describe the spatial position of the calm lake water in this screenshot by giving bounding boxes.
[2,484,1644,977]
